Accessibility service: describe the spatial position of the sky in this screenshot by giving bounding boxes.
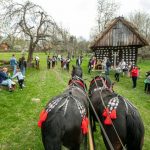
[25,0,150,40]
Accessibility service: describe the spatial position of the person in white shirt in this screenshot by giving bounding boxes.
[35,56,40,69]
[114,66,122,82]
[119,59,126,76]
[11,69,25,89]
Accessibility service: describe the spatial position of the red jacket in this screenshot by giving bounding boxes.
[131,68,139,77]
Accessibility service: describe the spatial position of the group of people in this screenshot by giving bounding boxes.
[0,54,26,92]
[114,59,140,89]
[61,56,70,71]
[1,54,149,93]
[114,59,150,92]
[47,55,58,69]
[47,55,71,72]
[88,56,149,93]
[88,56,111,74]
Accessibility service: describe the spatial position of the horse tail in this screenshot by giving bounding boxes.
[41,115,62,150]
[126,109,144,150]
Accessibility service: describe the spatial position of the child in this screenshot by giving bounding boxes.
[114,66,121,82]
[11,69,25,89]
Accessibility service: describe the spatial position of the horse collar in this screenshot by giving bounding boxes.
[68,79,86,91]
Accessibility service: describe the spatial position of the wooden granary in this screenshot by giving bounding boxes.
[90,17,149,67]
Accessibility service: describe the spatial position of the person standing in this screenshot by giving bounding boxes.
[128,61,133,77]
[119,59,126,76]
[10,54,17,75]
[66,57,70,72]
[106,58,111,75]
[131,66,139,89]
[19,56,27,76]
[35,56,40,69]
[102,57,107,73]
[144,73,150,93]
[76,56,82,66]
[52,56,56,68]
[47,55,51,69]
[114,66,121,82]
[88,58,92,74]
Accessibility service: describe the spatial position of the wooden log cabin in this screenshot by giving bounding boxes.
[90,17,149,67]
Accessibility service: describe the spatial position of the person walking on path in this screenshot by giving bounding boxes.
[131,66,139,89]
[10,54,17,75]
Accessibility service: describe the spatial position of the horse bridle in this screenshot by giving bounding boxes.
[68,75,87,92]
[89,76,127,150]
[89,76,111,95]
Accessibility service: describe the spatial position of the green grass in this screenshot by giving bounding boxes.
[0,52,150,150]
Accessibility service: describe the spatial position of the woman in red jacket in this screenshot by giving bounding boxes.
[131,66,139,89]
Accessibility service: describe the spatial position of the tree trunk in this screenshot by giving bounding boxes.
[27,41,35,67]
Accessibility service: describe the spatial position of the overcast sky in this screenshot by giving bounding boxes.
[27,0,150,40]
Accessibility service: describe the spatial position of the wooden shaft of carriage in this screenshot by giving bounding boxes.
[88,118,94,150]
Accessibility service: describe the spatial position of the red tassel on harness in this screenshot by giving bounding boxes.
[38,109,48,128]
[110,109,117,119]
[104,116,112,125]
[102,108,109,117]
[81,117,89,134]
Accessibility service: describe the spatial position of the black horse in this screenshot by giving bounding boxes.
[38,66,88,150]
[89,76,144,150]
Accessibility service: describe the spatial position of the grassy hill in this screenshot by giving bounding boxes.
[0,52,150,150]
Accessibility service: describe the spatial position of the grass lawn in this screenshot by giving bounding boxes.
[0,52,150,150]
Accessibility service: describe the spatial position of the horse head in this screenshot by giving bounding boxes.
[69,65,86,91]
[71,65,83,79]
[89,75,113,95]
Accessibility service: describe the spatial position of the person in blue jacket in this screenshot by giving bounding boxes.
[10,54,17,75]
[0,67,15,91]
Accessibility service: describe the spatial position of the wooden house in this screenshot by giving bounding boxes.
[0,42,9,51]
[90,17,149,67]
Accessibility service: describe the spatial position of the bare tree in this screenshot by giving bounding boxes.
[128,11,150,41]
[90,0,119,39]
[1,1,59,64]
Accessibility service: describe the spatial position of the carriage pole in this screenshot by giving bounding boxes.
[88,118,94,150]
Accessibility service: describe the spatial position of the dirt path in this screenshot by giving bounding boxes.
[53,69,67,86]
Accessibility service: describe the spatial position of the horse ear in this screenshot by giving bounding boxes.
[72,65,75,69]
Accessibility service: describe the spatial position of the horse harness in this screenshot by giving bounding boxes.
[38,77,89,134]
[90,76,138,124]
